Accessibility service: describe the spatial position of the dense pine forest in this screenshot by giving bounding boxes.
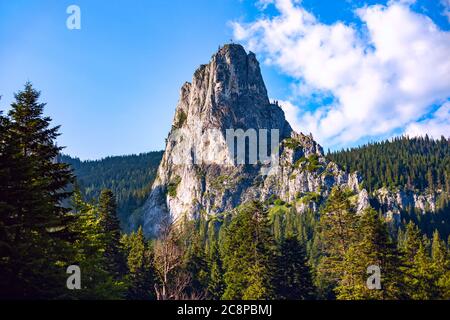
[60,152,162,232]
[328,136,450,193]
[1,83,449,300]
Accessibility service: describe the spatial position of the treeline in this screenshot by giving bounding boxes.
[60,151,163,232]
[328,136,450,193]
[142,189,449,300]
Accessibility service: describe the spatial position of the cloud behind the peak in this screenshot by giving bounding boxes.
[232,0,450,147]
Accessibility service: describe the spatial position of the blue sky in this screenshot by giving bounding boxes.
[1,0,449,159]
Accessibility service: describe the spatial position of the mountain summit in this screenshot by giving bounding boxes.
[141,44,364,236]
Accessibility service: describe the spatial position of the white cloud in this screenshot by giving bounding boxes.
[278,99,302,132]
[405,102,450,139]
[232,0,450,147]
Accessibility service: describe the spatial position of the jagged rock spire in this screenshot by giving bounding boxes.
[139,44,363,236]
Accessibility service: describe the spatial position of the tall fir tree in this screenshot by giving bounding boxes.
[400,222,422,265]
[336,208,401,299]
[0,83,75,299]
[207,240,225,300]
[183,219,210,298]
[69,189,124,299]
[430,230,450,299]
[222,201,276,300]
[123,226,156,300]
[399,221,443,299]
[316,187,358,295]
[98,189,126,279]
[275,237,315,300]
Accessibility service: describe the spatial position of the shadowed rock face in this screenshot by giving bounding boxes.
[141,44,364,236]
[372,187,437,223]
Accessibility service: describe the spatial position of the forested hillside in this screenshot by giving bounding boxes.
[60,152,163,231]
[328,136,450,193]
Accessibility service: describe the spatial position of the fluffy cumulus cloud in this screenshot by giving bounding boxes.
[231,0,450,147]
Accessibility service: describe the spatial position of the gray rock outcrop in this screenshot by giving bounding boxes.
[141,44,367,236]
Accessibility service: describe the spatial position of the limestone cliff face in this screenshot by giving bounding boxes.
[141,44,365,236]
[373,188,437,223]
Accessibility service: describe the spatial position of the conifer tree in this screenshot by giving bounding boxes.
[183,220,209,298]
[284,210,297,239]
[409,243,437,299]
[431,230,450,299]
[70,189,125,299]
[207,241,225,300]
[222,201,276,300]
[243,262,273,300]
[0,83,75,299]
[336,208,401,299]
[124,226,156,300]
[98,189,126,279]
[272,212,283,243]
[399,221,442,299]
[400,221,422,265]
[316,187,358,292]
[275,237,315,300]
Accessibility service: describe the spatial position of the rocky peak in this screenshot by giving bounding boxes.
[173,43,292,139]
[210,44,269,104]
[140,44,365,236]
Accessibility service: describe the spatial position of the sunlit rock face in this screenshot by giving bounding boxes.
[141,44,366,236]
